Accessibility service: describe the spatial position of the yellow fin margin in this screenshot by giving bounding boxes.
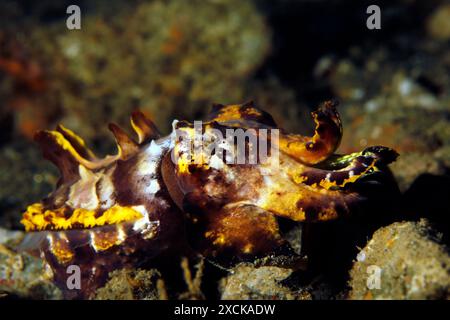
[21,203,144,231]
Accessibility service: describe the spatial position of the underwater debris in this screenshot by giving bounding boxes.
[219,263,309,300]
[178,257,205,300]
[0,228,62,299]
[93,268,163,300]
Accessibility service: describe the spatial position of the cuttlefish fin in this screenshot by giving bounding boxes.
[278,100,342,165]
[108,123,139,160]
[130,110,160,144]
[34,130,91,183]
[35,126,123,183]
[56,124,97,160]
[207,101,277,128]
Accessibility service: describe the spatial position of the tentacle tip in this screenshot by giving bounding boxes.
[107,122,117,132]
[363,146,399,164]
[33,130,45,141]
[241,100,256,109]
[211,103,225,112]
[315,99,340,117]
[33,130,53,146]
[130,110,161,144]
[325,99,340,108]
[108,122,132,139]
[130,109,144,119]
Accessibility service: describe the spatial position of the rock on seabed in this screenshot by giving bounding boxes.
[349,219,449,300]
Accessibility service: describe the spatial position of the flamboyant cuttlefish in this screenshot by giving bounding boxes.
[19,101,398,298]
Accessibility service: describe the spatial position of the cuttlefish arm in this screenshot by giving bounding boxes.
[208,100,343,165]
[257,145,398,222]
[278,100,342,165]
[298,146,399,190]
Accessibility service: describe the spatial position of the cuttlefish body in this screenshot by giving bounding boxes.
[20,101,398,298]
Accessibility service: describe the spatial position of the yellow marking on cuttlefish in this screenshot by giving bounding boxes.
[48,131,87,161]
[258,180,307,221]
[319,160,379,190]
[21,203,144,231]
[58,124,96,159]
[276,110,324,158]
[205,231,226,246]
[89,230,123,252]
[131,118,146,144]
[292,174,308,185]
[47,233,74,264]
[174,126,213,174]
[311,111,322,145]
[43,130,109,170]
[212,105,242,122]
[242,243,254,254]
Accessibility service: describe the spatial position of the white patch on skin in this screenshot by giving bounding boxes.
[167,121,179,149]
[66,165,100,210]
[225,170,235,182]
[132,205,151,234]
[132,205,148,217]
[133,138,170,199]
[146,140,164,157]
[88,231,97,251]
[259,167,271,175]
[141,220,160,240]
[138,138,172,179]
[131,205,160,240]
[145,179,160,194]
[138,157,158,176]
[263,175,274,187]
[325,173,332,181]
[171,120,179,131]
[116,225,127,243]
[58,232,69,242]
[138,140,165,176]
[252,174,274,207]
[98,174,115,210]
[349,170,354,178]
[46,233,54,249]
[209,154,224,170]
